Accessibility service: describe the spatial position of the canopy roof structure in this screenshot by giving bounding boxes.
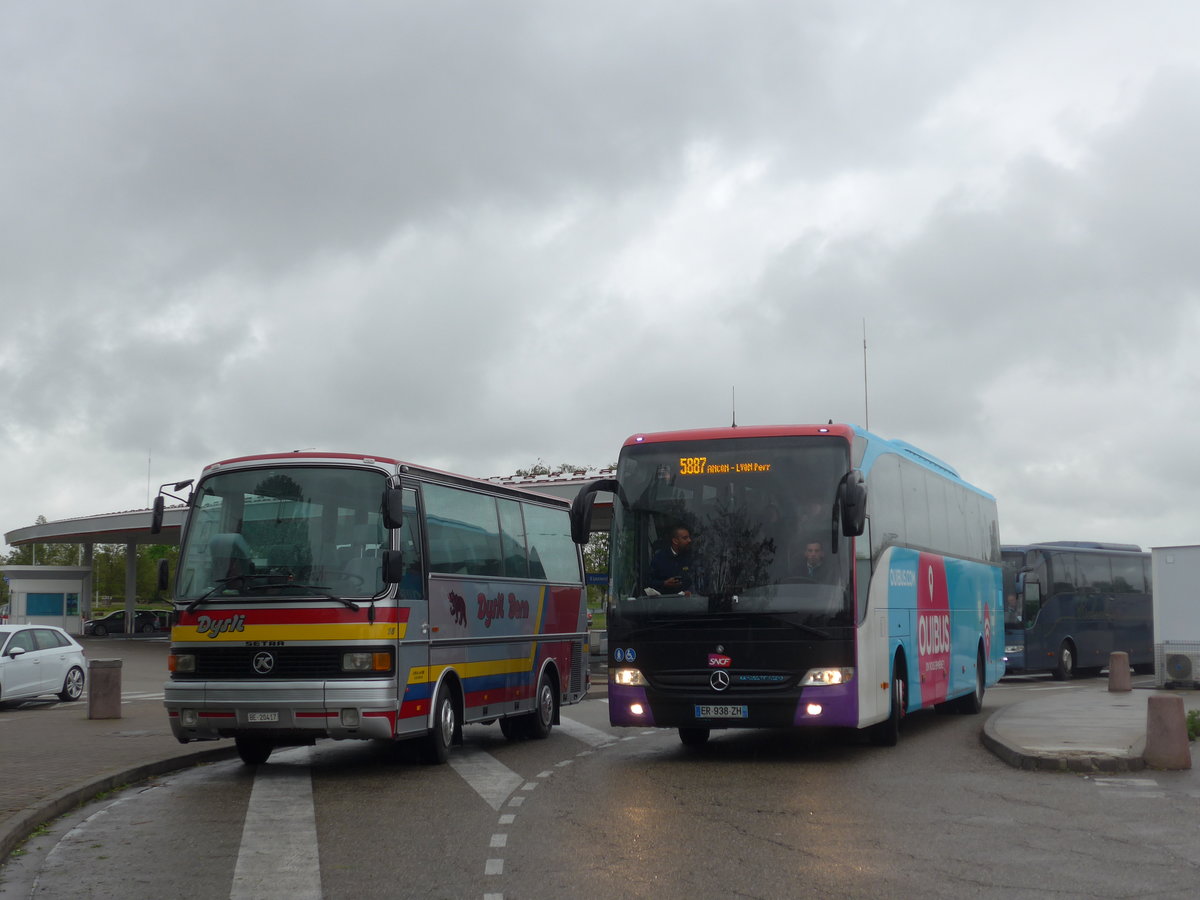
[3,471,613,549]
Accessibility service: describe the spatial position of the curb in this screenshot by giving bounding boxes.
[980,711,1146,773]
[0,745,238,863]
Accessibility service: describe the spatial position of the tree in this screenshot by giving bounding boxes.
[512,461,588,477]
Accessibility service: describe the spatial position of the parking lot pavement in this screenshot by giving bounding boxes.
[0,638,234,862]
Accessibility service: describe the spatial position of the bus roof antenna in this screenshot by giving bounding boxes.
[731,386,737,427]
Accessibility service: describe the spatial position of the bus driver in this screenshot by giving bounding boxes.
[648,525,694,594]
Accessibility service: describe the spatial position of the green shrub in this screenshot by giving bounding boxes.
[1187,709,1200,742]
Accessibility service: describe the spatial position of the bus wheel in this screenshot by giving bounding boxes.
[957,649,985,714]
[235,736,274,765]
[871,669,904,746]
[678,727,710,747]
[525,670,556,740]
[422,682,458,764]
[1051,641,1075,681]
[499,717,522,741]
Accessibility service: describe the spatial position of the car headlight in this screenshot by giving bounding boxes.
[169,653,196,673]
[799,667,854,686]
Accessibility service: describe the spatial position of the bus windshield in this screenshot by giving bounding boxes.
[175,465,388,602]
[609,436,852,626]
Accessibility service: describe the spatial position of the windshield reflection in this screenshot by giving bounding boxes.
[609,437,852,626]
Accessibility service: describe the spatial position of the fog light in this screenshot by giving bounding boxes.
[180,709,198,727]
[805,703,823,716]
[340,709,361,727]
[630,703,645,716]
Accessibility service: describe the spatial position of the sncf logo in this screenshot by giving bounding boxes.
[708,653,732,668]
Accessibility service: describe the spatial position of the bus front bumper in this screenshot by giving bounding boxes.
[164,680,399,743]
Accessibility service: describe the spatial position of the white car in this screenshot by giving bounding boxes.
[0,625,87,703]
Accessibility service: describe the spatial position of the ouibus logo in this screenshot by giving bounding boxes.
[917,613,951,656]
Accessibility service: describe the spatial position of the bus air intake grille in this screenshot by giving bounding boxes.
[652,671,795,692]
[172,646,394,680]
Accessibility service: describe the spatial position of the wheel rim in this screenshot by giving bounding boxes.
[1062,646,1073,675]
[537,681,554,726]
[66,669,84,699]
[437,696,455,746]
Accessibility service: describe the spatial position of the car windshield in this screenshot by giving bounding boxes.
[608,436,853,627]
[175,465,388,602]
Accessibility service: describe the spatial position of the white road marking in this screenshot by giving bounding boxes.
[230,749,322,900]
[555,714,617,747]
[448,745,525,811]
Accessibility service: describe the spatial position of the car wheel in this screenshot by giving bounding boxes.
[93,624,108,637]
[57,666,86,702]
[235,736,274,765]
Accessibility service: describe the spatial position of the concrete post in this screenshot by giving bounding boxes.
[1107,651,1131,692]
[1143,693,1191,769]
[87,658,122,720]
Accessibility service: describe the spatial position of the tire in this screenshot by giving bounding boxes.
[957,649,985,715]
[235,736,274,765]
[58,666,85,702]
[524,669,556,740]
[499,716,522,741]
[1051,641,1075,681]
[92,624,108,637]
[421,681,458,764]
[678,727,710,747]
[139,623,154,634]
[870,665,904,746]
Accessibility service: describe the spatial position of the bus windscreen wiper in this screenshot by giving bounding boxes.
[185,574,360,613]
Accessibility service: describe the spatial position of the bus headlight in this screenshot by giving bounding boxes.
[799,667,854,686]
[169,653,196,674]
[342,651,392,673]
[613,668,646,686]
[1004,645,1022,654]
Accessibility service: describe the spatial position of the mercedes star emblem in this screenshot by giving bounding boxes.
[710,670,730,691]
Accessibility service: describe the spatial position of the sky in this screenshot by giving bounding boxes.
[3,0,1200,553]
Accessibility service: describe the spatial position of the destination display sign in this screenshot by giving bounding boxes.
[677,456,772,476]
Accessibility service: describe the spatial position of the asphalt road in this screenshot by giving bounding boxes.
[4,674,1200,899]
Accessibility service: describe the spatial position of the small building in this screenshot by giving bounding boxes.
[0,565,93,635]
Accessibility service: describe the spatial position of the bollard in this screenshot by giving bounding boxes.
[1108,651,1132,692]
[87,659,123,720]
[1143,694,1191,769]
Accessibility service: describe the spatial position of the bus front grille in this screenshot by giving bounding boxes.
[171,646,395,680]
[651,671,795,692]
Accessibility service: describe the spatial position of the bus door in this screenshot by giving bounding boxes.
[391,486,431,739]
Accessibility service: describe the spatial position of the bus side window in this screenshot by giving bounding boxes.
[397,488,423,599]
[1023,581,1042,628]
